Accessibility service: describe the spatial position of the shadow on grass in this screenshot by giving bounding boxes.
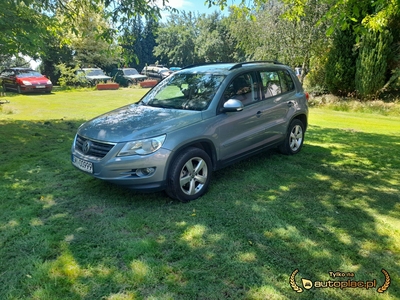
[0,121,399,299]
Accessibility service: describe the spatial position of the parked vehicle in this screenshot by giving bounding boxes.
[110,68,147,87]
[76,68,111,86]
[71,61,309,202]
[140,65,172,81]
[0,67,53,94]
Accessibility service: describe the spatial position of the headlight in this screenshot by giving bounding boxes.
[118,135,166,156]
[22,81,32,85]
[46,80,52,84]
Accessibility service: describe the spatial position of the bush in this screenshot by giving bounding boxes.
[325,29,357,96]
[56,64,90,87]
[355,29,393,98]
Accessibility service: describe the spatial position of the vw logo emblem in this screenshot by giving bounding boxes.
[82,140,92,154]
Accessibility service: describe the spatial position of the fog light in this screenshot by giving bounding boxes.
[136,167,156,177]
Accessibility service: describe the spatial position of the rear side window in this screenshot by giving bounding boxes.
[278,70,295,93]
[260,70,295,98]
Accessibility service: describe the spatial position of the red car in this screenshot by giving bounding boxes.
[0,67,53,94]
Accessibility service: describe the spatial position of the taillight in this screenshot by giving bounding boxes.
[305,92,309,101]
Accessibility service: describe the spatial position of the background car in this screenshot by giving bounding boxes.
[0,67,53,94]
[110,68,147,87]
[76,68,111,86]
[141,65,172,81]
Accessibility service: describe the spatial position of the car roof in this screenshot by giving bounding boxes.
[179,61,288,76]
[6,67,35,71]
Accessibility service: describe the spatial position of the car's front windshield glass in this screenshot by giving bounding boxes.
[86,70,105,76]
[141,73,225,111]
[17,71,42,78]
[124,69,139,75]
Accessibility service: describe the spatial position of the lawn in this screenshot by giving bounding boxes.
[0,89,399,299]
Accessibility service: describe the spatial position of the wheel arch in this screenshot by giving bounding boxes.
[165,139,218,177]
[291,113,308,131]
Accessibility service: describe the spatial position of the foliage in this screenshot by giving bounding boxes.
[119,16,159,70]
[56,64,87,87]
[355,29,393,98]
[154,12,199,66]
[324,29,357,96]
[227,0,331,77]
[0,0,54,58]
[195,12,240,62]
[60,1,122,70]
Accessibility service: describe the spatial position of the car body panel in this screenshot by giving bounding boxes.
[77,104,203,142]
[76,68,111,85]
[71,61,308,193]
[111,68,147,86]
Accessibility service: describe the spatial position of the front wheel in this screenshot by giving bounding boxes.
[279,119,305,155]
[166,147,212,202]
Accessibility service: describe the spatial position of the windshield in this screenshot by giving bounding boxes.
[86,69,106,76]
[17,71,43,78]
[141,73,225,111]
[123,69,139,75]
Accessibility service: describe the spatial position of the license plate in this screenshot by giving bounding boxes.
[36,85,45,88]
[72,156,93,173]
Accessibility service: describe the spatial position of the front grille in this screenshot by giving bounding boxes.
[75,135,115,158]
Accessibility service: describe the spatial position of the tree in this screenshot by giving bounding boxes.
[355,29,393,97]
[324,29,356,95]
[1,0,173,64]
[227,0,330,80]
[195,12,240,62]
[205,0,398,34]
[154,12,199,66]
[0,1,54,59]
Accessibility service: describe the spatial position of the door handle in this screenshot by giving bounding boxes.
[256,111,262,117]
[287,101,294,107]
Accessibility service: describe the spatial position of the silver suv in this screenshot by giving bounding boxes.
[71,61,309,201]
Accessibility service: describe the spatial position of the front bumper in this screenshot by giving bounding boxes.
[71,140,172,192]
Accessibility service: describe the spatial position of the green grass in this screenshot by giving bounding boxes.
[1,89,399,299]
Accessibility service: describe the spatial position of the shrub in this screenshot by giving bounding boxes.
[355,29,393,98]
[325,29,357,96]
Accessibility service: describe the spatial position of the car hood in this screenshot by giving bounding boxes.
[125,74,147,79]
[18,76,51,84]
[78,104,203,142]
[86,75,112,80]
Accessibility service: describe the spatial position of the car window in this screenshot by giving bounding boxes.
[142,73,225,111]
[124,69,139,75]
[260,69,295,98]
[17,71,43,78]
[86,69,106,76]
[260,71,281,98]
[223,72,258,106]
[278,70,295,93]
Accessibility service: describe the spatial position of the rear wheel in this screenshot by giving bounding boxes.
[279,119,305,155]
[166,147,212,202]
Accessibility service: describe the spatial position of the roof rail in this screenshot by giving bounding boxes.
[182,62,230,70]
[229,60,283,70]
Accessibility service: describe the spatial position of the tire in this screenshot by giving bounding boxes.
[166,147,212,202]
[17,85,22,94]
[279,119,305,155]
[2,83,7,92]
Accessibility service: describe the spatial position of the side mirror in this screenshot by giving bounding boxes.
[221,99,244,112]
